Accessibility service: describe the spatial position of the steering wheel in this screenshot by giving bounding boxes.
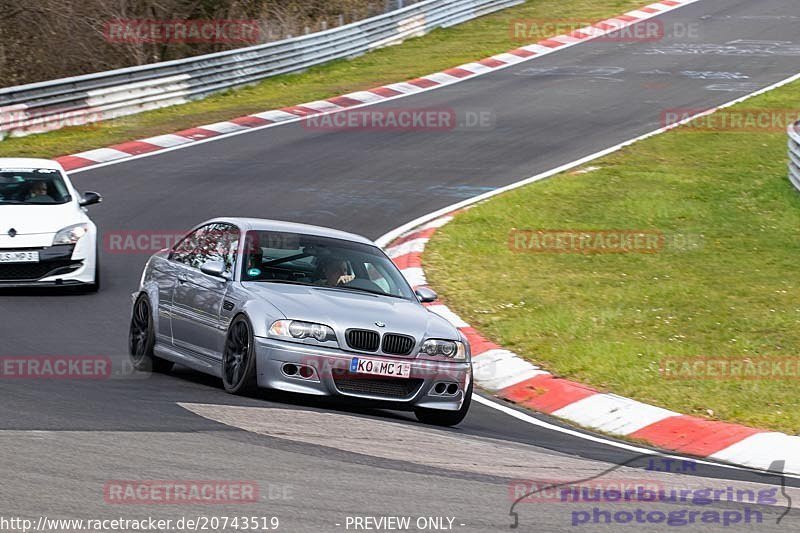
[343,277,385,294]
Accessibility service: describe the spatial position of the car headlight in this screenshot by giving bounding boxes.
[420,339,466,361]
[269,320,337,344]
[53,223,89,245]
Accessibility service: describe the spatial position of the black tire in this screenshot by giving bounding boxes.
[415,381,473,427]
[128,294,173,373]
[222,315,258,395]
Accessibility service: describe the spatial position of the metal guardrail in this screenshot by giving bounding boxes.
[0,0,522,140]
[789,122,800,192]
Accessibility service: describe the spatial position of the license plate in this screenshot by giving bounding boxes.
[0,251,39,263]
[350,357,411,378]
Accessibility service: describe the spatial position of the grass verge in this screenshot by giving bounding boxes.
[0,0,645,159]
[425,82,800,434]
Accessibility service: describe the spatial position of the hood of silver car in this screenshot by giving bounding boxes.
[243,282,458,341]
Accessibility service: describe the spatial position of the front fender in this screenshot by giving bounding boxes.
[239,297,286,338]
[132,275,162,336]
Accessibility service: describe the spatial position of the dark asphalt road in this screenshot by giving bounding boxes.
[2,0,800,530]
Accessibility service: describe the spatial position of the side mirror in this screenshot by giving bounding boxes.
[415,286,438,303]
[79,191,102,207]
[200,260,230,280]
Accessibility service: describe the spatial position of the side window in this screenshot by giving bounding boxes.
[170,225,211,267]
[170,224,240,272]
[214,224,241,274]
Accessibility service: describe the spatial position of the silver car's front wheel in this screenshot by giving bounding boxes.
[222,315,258,395]
[128,295,173,373]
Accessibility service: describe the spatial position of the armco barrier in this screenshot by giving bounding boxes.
[789,122,800,192]
[0,0,521,140]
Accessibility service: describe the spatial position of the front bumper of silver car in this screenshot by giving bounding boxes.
[254,336,471,411]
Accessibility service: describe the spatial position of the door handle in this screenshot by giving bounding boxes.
[177,275,189,284]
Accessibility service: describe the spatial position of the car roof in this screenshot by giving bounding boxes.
[0,158,66,171]
[201,217,375,246]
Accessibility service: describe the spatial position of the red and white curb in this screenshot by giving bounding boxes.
[384,212,800,475]
[54,0,701,173]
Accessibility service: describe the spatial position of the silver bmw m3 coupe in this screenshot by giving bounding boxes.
[129,218,472,426]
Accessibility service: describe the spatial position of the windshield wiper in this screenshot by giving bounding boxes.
[0,200,26,205]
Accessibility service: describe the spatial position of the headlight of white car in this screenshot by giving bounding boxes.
[53,223,89,245]
[419,339,467,361]
[269,319,338,344]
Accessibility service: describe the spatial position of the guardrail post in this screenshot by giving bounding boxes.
[788,121,800,193]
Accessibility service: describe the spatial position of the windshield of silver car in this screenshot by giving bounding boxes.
[241,230,416,300]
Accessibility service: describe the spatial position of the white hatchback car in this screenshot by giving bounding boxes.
[0,158,102,290]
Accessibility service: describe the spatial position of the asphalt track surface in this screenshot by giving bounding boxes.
[2,0,800,531]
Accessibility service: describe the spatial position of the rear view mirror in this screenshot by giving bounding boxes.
[200,260,230,280]
[415,287,438,303]
[79,191,102,207]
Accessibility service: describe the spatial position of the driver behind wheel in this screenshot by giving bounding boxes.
[26,180,56,203]
[315,255,354,287]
